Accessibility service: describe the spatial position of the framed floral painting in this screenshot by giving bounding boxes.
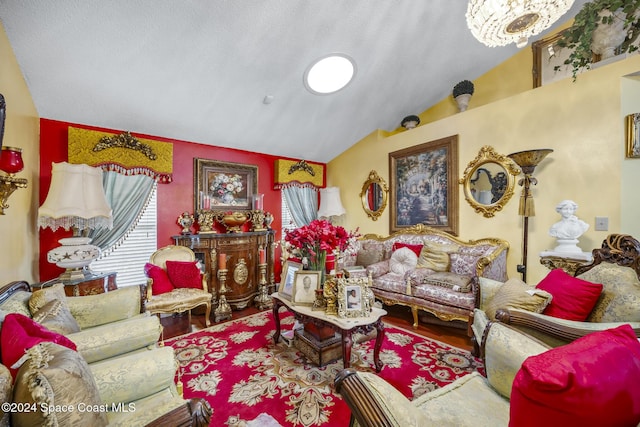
[389,135,459,235]
[194,158,258,211]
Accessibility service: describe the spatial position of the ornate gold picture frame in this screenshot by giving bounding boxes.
[626,113,640,159]
[389,135,459,235]
[336,276,371,318]
[194,158,258,211]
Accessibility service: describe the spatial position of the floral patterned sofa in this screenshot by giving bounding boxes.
[344,224,508,329]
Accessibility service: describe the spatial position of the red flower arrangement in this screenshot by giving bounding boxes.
[284,219,359,270]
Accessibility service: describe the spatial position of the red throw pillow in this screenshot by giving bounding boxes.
[391,242,423,257]
[1,313,77,379]
[536,269,603,321]
[510,324,640,427]
[165,260,202,289]
[144,262,175,295]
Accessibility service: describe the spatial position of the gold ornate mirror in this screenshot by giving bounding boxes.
[459,146,519,218]
[360,170,388,221]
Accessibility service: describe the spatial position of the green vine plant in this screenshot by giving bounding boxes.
[555,0,640,80]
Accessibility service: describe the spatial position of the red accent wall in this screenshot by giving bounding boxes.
[38,119,322,282]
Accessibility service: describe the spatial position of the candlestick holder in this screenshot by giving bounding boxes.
[250,210,267,231]
[254,262,272,310]
[215,269,232,322]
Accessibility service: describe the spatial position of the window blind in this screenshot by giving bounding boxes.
[91,187,157,287]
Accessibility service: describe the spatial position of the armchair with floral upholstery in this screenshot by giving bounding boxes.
[470,234,640,354]
[144,245,213,328]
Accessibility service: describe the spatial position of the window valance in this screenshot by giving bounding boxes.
[274,159,325,189]
[68,127,173,182]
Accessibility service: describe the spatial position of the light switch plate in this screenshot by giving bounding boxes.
[595,217,608,231]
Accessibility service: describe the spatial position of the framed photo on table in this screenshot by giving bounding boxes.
[278,260,302,301]
[389,135,458,235]
[194,158,258,211]
[292,270,321,306]
[337,279,369,318]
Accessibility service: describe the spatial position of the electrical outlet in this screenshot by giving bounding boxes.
[595,217,608,231]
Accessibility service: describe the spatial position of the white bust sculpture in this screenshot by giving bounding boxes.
[548,200,589,253]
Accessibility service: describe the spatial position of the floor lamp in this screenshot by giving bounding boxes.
[507,149,553,283]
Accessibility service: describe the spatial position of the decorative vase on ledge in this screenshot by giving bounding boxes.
[452,80,475,112]
[454,94,472,112]
[591,8,629,60]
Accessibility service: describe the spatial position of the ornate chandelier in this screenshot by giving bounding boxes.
[466,0,575,48]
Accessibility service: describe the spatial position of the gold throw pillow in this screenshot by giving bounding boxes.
[29,283,68,314]
[484,277,553,321]
[416,242,454,272]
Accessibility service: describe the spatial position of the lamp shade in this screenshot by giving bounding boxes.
[508,149,553,174]
[38,162,113,232]
[318,187,346,218]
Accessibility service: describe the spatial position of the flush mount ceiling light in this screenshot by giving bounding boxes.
[466,0,574,48]
[304,54,356,95]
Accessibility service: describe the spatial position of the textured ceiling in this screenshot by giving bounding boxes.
[0,1,587,163]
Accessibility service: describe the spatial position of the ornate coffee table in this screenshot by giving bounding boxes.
[272,293,387,372]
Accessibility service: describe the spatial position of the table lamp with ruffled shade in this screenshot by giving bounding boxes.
[38,162,113,281]
[507,149,553,282]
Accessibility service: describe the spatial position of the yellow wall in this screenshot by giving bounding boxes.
[328,54,640,285]
[621,73,640,237]
[0,22,39,284]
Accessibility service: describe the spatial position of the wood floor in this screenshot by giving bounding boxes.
[160,303,472,352]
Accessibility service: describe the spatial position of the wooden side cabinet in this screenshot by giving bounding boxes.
[173,230,275,310]
[34,271,118,297]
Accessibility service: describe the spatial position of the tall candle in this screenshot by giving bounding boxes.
[259,248,266,264]
[219,253,227,270]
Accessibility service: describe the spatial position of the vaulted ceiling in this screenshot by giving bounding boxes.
[0,1,587,162]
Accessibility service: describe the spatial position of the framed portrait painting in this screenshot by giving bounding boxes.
[389,135,459,235]
[194,158,258,211]
[292,270,321,306]
[336,279,369,318]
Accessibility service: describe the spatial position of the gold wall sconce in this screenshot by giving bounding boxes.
[0,146,28,215]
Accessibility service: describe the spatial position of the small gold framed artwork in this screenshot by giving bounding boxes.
[626,113,640,159]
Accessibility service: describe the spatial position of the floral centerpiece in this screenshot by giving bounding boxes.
[284,219,359,273]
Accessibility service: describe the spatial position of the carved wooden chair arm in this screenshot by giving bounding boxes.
[495,308,640,342]
[334,369,395,427]
[144,398,212,427]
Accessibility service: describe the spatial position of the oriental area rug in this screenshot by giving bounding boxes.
[165,311,483,427]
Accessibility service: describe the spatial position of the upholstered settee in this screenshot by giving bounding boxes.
[0,281,212,426]
[471,234,640,354]
[344,225,508,328]
[335,322,640,426]
[0,281,161,364]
